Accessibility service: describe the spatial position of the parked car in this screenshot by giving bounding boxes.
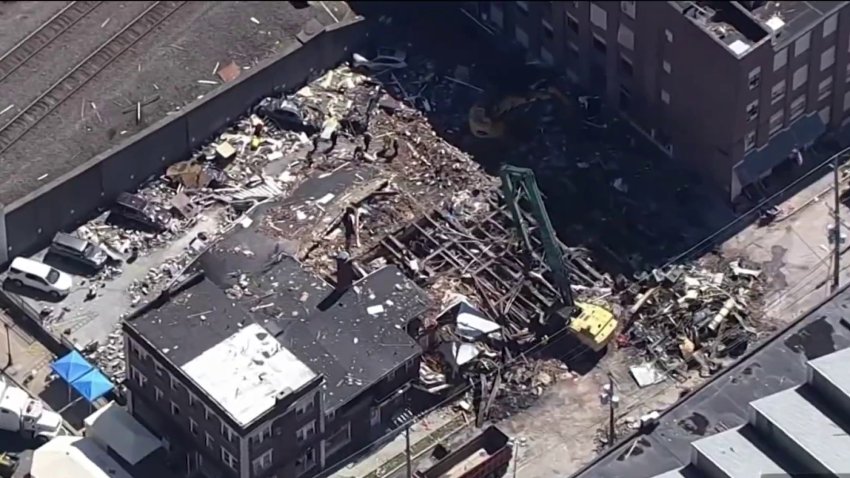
[109,192,166,232]
[6,257,72,299]
[49,232,108,270]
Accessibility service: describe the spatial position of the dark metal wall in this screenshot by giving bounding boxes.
[1,16,368,264]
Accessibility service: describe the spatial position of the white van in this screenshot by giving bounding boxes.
[6,257,72,299]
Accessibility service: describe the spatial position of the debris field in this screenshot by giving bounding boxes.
[30,48,768,430]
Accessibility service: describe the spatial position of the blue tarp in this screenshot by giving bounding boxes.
[50,350,93,383]
[70,368,114,403]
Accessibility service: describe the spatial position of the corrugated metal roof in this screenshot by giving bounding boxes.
[691,426,786,478]
[650,347,850,477]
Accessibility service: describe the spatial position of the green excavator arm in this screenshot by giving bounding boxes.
[499,164,574,308]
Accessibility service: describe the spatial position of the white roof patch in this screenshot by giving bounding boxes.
[728,39,751,55]
[182,323,317,425]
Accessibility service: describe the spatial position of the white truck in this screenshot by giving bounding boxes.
[0,376,62,444]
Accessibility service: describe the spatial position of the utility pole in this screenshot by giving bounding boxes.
[3,323,11,368]
[834,151,842,292]
[607,373,616,447]
[405,423,412,478]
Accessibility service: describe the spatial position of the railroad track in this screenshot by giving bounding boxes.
[0,1,186,157]
[0,1,102,84]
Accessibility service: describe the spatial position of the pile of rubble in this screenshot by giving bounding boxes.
[82,326,126,382]
[485,358,573,422]
[617,255,766,386]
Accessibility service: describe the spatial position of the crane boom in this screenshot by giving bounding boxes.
[499,164,574,307]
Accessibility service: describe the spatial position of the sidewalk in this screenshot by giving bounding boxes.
[330,409,465,478]
[722,166,850,325]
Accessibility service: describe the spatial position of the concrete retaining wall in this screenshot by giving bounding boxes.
[2,15,368,264]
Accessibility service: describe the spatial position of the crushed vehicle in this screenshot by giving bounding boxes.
[48,232,109,271]
[109,192,167,232]
[352,47,408,72]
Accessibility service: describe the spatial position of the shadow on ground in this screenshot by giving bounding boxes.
[38,379,92,430]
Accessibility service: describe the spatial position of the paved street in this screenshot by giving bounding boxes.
[723,161,850,326]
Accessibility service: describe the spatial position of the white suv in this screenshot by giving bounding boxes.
[6,257,72,299]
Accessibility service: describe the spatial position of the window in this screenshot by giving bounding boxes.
[154,362,164,377]
[296,399,314,416]
[821,46,836,71]
[793,65,808,90]
[592,34,606,54]
[252,423,273,445]
[790,95,807,120]
[155,387,163,401]
[771,80,786,104]
[327,409,336,422]
[744,131,756,152]
[204,406,212,421]
[540,46,555,66]
[188,392,196,408]
[590,3,608,30]
[844,91,850,111]
[253,450,273,475]
[297,421,316,443]
[516,1,528,13]
[661,89,670,104]
[662,60,671,74]
[819,76,833,100]
[620,55,633,77]
[774,48,788,71]
[748,66,761,89]
[824,15,837,37]
[221,447,237,470]
[665,29,673,43]
[795,32,811,56]
[621,1,635,18]
[515,26,529,49]
[542,18,554,40]
[295,447,316,476]
[489,3,504,29]
[566,13,579,34]
[130,367,146,387]
[326,423,352,456]
[132,342,148,361]
[170,375,178,391]
[746,100,759,121]
[769,110,784,135]
[170,402,180,416]
[846,62,850,83]
[617,24,634,50]
[221,423,236,443]
[190,418,198,436]
[205,433,214,449]
[619,85,631,111]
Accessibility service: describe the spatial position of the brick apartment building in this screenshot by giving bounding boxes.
[462,1,850,201]
[120,209,427,478]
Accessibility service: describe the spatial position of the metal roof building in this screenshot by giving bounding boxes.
[574,286,850,478]
[654,346,850,477]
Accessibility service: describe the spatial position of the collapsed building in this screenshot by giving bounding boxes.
[0,41,755,477]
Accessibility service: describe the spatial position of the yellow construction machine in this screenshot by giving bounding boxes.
[469,86,571,139]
